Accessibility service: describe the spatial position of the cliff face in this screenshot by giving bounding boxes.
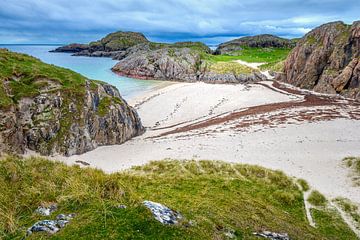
[215,34,296,55]
[278,21,360,99]
[111,47,265,84]
[0,49,144,156]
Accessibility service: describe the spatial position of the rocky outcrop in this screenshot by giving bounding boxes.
[50,43,89,53]
[0,49,144,156]
[215,34,296,55]
[277,21,360,99]
[111,47,265,83]
[51,31,149,55]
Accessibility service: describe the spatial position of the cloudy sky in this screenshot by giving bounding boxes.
[0,0,359,45]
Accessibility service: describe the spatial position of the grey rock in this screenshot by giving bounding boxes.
[112,47,266,83]
[143,200,182,225]
[27,212,75,236]
[254,231,290,240]
[35,204,57,216]
[56,213,75,221]
[0,80,144,156]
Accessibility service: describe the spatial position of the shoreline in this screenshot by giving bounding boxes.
[50,80,360,206]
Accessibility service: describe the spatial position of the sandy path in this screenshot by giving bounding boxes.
[234,60,273,79]
[57,81,360,206]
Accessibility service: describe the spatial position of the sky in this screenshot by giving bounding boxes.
[0,0,359,45]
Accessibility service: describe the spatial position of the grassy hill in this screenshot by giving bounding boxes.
[0,156,356,239]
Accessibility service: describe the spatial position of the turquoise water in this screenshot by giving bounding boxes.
[1,45,164,99]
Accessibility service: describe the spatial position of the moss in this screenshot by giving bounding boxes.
[306,35,317,45]
[97,97,112,117]
[307,190,327,207]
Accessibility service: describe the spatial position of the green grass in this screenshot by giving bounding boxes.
[308,191,327,207]
[208,47,291,64]
[311,208,357,239]
[209,62,254,75]
[0,156,357,239]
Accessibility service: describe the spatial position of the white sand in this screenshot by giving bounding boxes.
[56,81,360,205]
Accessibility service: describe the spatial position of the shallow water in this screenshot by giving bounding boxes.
[1,44,165,99]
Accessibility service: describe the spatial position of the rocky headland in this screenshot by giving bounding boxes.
[214,34,297,55]
[51,31,149,58]
[277,21,360,99]
[0,49,144,156]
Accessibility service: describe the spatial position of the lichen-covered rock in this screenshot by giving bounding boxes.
[143,200,182,225]
[27,213,75,236]
[215,34,296,55]
[0,49,144,156]
[278,21,360,99]
[254,231,290,240]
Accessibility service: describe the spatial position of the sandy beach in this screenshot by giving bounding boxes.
[57,80,360,205]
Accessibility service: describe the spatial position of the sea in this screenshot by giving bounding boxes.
[0,44,166,100]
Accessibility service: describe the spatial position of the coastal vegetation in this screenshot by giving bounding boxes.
[307,191,327,207]
[0,156,357,239]
[343,157,360,186]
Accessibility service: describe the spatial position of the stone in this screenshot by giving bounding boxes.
[27,212,75,236]
[254,231,290,240]
[35,204,57,216]
[143,200,182,225]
